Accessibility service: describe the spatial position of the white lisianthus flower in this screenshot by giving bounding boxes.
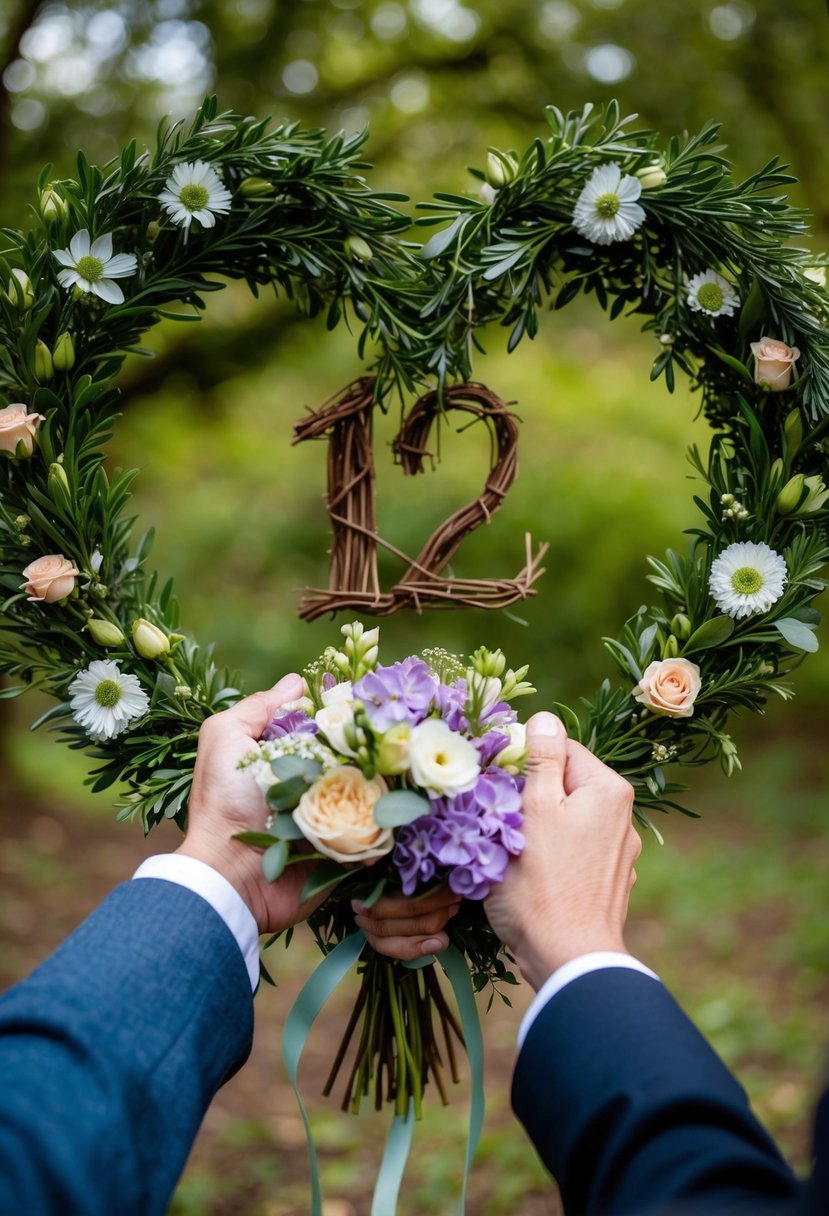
[493,721,527,770]
[709,541,787,619]
[69,659,149,741]
[158,160,233,230]
[572,163,646,246]
[321,680,354,707]
[315,700,359,757]
[686,269,740,318]
[408,718,480,796]
[54,231,137,305]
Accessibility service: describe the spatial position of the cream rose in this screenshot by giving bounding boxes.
[633,658,702,718]
[0,405,45,457]
[750,338,800,391]
[293,766,392,863]
[21,553,80,603]
[408,718,480,795]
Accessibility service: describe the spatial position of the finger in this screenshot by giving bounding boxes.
[364,931,450,961]
[522,712,567,812]
[353,904,458,939]
[563,739,634,809]
[221,674,305,739]
[354,887,459,919]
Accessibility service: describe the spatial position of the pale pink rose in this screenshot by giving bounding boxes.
[0,405,45,457]
[21,553,80,603]
[750,338,801,391]
[632,658,702,718]
[293,766,392,863]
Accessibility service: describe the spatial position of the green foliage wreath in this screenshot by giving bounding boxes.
[0,98,827,836]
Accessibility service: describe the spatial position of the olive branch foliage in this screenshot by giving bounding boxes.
[0,96,826,839]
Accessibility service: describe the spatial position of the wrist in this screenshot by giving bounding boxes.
[516,935,630,992]
[175,837,267,934]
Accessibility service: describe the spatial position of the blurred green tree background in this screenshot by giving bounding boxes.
[1,4,827,1214]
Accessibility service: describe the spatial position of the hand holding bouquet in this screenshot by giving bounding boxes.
[238,622,534,1121]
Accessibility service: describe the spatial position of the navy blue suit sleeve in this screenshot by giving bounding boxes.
[512,968,800,1215]
[0,878,254,1216]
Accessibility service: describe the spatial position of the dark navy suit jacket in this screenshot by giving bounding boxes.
[0,878,253,1216]
[512,967,826,1215]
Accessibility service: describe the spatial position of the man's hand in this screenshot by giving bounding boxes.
[176,674,324,935]
[484,711,641,991]
[352,886,462,960]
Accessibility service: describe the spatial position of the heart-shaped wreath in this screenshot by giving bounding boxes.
[0,96,827,841]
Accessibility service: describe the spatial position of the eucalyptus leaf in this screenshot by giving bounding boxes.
[683,615,735,653]
[775,617,819,652]
[374,789,431,828]
[266,774,310,811]
[233,830,281,848]
[262,840,289,883]
[270,754,322,784]
[300,861,349,901]
[271,811,305,841]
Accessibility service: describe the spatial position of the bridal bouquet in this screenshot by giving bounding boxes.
[238,621,533,1127]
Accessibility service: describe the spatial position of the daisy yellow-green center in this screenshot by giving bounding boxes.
[730,566,764,595]
[75,255,104,283]
[595,192,621,219]
[179,183,210,211]
[696,282,724,312]
[95,679,121,707]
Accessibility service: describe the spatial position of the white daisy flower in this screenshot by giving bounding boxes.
[572,163,646,246]
[53,231,137,305]
[709,541,787,619]
[69,659,150,741]
[686,269,740,318]
[158,160,233,230]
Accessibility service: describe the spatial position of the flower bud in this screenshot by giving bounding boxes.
[48,461,71,500]
[239,175,274,198]
[662,633,680,659]
[636,162,667,189]
[800,475,829,514]
[5,268,34,309]
[376,722,411,775]
[658,333,675,346]
[132,617,170,659]
[52,331,76,371]
[670,613,692,640]
[784,408,803,454]
[750,337,800,391]
[345,236,374,263]
[146,220,161,242]
[769,457,785,487]
[34,339,54,382]
[805,266,826,288]
[87,617,126,647]
[775,473,806,515]
[485,151,515,189]
[14,514,30,531]
[39,184,67,223]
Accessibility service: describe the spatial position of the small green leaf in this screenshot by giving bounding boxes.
[775,617,819,652]
[550,702,583,742]
[357,876,388,909]
[233,830,281,848]
[270,754,322,784]
[262,840,289,882]
[266,774,309,811]
[374,789,431,828]
[300,860,349,901]
[683,615,735,653]
[271,811,305,841]
[708,346,753,384]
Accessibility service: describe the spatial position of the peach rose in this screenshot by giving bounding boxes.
[750,338,800,391]
[21,553,80,603]
[632,658,702,718]
[0,405,45,457]
[293,766,392,863]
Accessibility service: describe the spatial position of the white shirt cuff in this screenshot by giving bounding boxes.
[132,854,260,992]
[517,952,661,1048]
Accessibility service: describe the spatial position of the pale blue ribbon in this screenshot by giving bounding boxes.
[282,934,485,1215]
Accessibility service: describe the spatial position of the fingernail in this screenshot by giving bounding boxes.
[421,938,445,955]
[351,901,364,914]
[527,711,560,737]
[274,672,302,695]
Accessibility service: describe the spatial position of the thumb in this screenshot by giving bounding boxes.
[225,673,305,739]
[522,712,567,812]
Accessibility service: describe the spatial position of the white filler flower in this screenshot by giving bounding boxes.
[158,160,233,230]
[709,541,787,619]
[69,659,150,741]
[54,231,137,304]
[572,163,646,245]
[686,269,740,318]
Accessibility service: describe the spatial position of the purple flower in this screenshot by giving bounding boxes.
[474,730,510,767]
[448,839,510,900]
[393,818,441,895]
[430,813,483,867]
[354,657,437,731]
[261,710,318,741]
[434,679,468,732]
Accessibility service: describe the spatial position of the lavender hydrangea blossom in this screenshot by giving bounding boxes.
[262,709,318,741]
[354,657,438,731]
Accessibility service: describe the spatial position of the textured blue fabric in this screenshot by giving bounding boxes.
[512,968,807,1215]
[0,878,254,1216]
